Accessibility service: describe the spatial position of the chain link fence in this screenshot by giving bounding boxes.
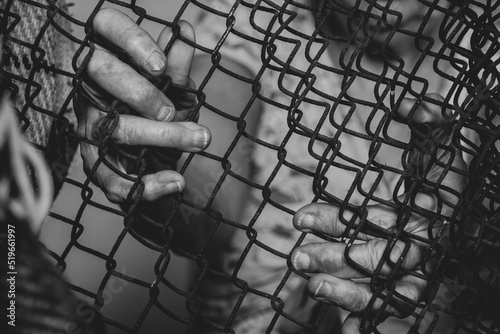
[1,0,499,333]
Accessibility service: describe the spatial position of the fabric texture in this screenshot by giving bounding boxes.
[3,0,76,195]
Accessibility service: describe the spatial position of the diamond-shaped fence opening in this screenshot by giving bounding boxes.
[1,0,499,333]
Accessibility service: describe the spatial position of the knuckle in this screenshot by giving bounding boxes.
[76,109,102,141]
[79,145,94,172]
[318,246,331,265]
[117,122,138,145]
[346,288,368,312]
[75,120,86,138]
[86,50,113,78]
[129,85,155,108]
[320,246,342,271]
[126,29,150,52]
[105,191,120,203]
[358,288,371,311]
[93,8,120,30]
[92,115,115,144]
[105,180,128,203]
[311,205,333,232]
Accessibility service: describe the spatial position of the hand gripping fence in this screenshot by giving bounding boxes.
[1,0,499,333]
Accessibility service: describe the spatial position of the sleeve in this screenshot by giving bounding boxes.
[192,0,267,75]
[2,0,77,196]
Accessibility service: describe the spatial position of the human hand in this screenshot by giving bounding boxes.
[291,93,467,333]
[75,8,210,203]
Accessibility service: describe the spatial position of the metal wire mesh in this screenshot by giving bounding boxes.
[1,0,499,333]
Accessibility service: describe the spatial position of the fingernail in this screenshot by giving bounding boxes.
[157,105,174,122]
[148,50,167,73]
[175,181,183,192]
[296,214,316,231]
[167,181,183,193]
[292,251,310,271]
[314,280,334,298]
[194,129,209,150]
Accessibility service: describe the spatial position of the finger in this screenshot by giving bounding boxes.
[292,238,421,278]
[76,99,210,151]
[291,242,365,278]
[308,273,425,317]
[157,20,195,86]
[293,203,380,241]
[396,93,452,128]
[80,142,184,203]
[85,49,176,121]
[157,22,198,122]
[293,203,353,237]
[171,77,199,122]
[111,114,210,152]
[308,274,371,313]
[293,201,430,258]
[92,8,167,75]
[76,96,189,202]
[341,313,362,334]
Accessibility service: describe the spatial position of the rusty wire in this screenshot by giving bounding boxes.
[1,0,499,333]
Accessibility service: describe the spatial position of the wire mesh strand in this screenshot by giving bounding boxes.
[1,0,499,333]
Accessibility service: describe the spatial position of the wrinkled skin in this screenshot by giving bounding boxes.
[75,8,211,203]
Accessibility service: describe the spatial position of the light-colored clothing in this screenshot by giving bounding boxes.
[193,0,461,332]
[4,0,76,195]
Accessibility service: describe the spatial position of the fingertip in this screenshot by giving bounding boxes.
[177,20,196,43]
[166,180,184,194]
[194,125,211,151]
[175,176,186,192]
[293,212,317,232]
[103,176,131,204]
[142,172,185,201]
[294,203,345,236]
[157,20,196,86]
[290,247,311,271]
[308,274,335,301]
[157,105,176,122]
[146,49,168,74]
[425,92,445,102]
[420,93,450,125]
[93,8,167,75]
[396,97,418,121]
[157,20,195,48]
[293,204,316,230]
[179,122,211,151]
[397,94,449,126]
[308,275,371,313]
